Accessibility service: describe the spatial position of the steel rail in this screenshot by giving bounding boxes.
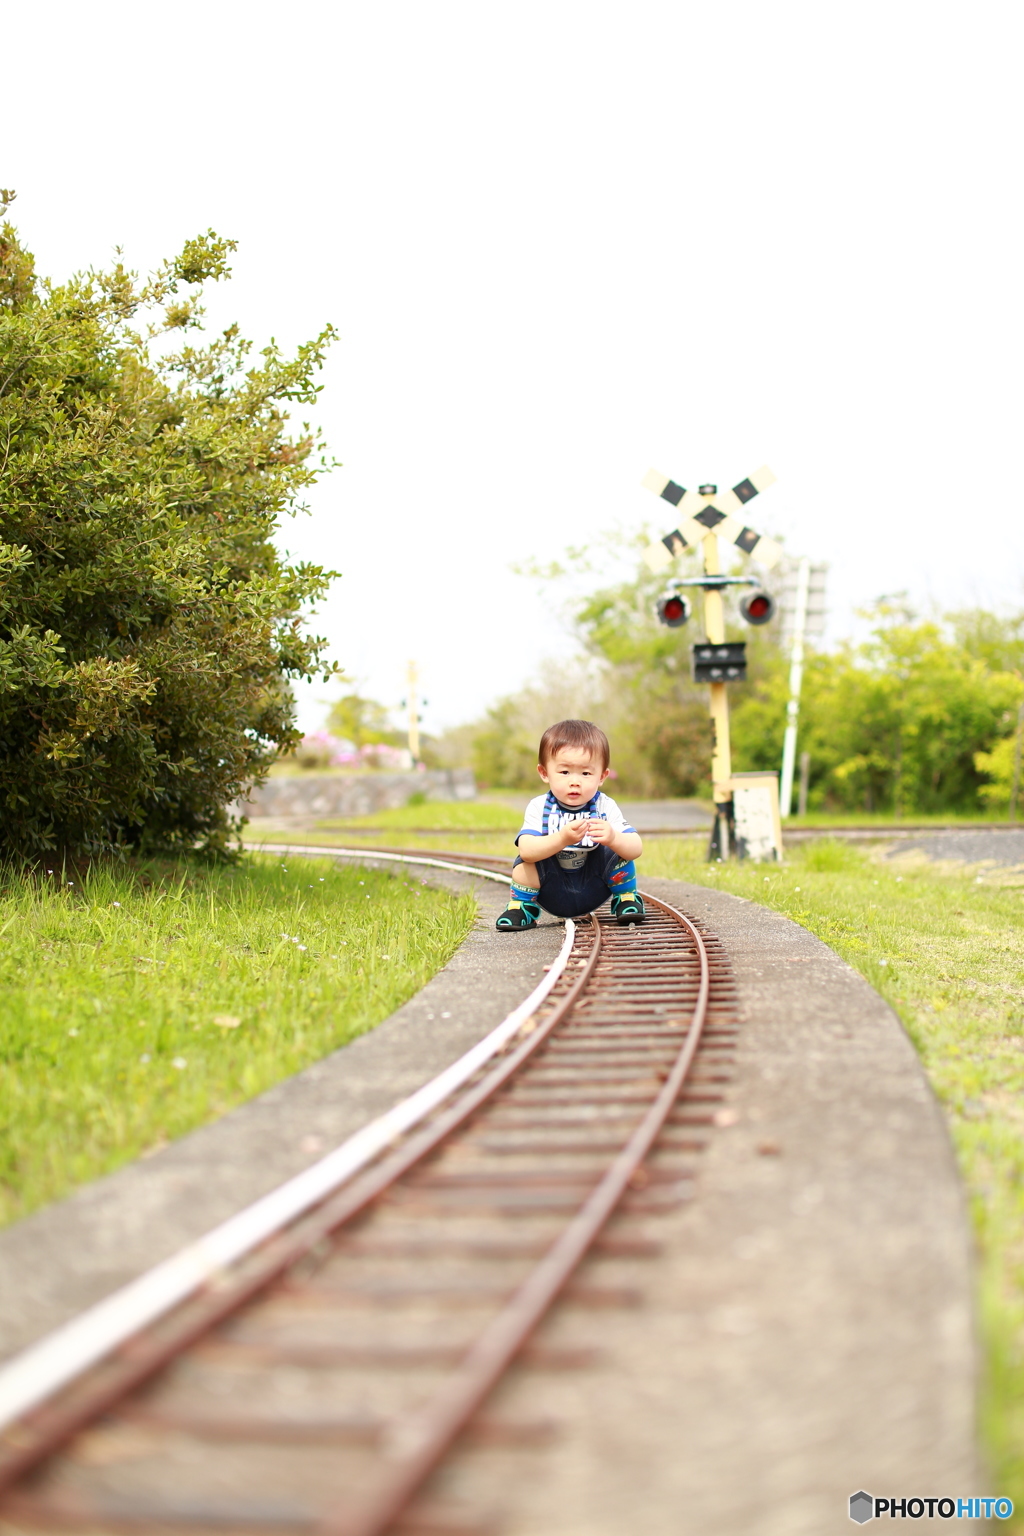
[244,840,515,880]
[0,851,566,1448]
[323,890,710,1536]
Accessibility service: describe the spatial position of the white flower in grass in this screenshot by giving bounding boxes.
[140,1053,151,1063]
[112,902,122,908]
[297,945,307,952]
[171,1057,187,1070]
[68,1028,78,1037]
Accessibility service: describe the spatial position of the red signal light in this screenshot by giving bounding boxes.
[656,591,691,628]
[739,590,776,626]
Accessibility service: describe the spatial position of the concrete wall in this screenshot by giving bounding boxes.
[241,767,476,820]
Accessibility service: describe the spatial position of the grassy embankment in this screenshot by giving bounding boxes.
[250,799,523,859]
[0,855,474,1228]
[258,797,1024,1509]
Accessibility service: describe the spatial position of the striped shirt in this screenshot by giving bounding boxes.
[516,790,635,866]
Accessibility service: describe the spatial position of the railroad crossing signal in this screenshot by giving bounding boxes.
[641,464,782,861]
[641,466,783,574]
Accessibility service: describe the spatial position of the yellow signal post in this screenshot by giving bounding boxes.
[700,529,735,854]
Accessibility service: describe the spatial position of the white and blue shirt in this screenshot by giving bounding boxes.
[516,790,636,870]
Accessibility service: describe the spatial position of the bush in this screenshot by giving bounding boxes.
[0,193,339,858]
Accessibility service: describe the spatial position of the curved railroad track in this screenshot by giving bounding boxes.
[0,848,740,1536]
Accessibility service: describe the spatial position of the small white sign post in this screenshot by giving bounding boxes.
[729,771,783,862]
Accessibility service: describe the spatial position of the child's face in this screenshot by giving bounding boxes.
[538,747,609,808]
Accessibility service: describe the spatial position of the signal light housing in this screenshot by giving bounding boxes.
[739,589,776,626]
[656,591,691,628]
[692,642,747,683]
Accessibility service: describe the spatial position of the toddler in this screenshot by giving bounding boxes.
[495,719,644,930]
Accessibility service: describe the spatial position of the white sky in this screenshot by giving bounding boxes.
[6,0,1023,737]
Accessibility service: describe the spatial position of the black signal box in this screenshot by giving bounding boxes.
[691,642,747,683]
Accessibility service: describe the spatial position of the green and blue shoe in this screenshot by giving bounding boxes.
[611,892,645,925]
[495,899,541,931]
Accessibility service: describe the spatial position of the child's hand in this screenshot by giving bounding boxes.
[561,818,591,845]
[584,818,614,845]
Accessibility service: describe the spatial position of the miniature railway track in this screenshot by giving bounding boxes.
[0,849,740,1536]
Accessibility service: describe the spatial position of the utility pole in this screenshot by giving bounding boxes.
[405,660,421,765]
[780,558,809,818]
[778,557,828,818]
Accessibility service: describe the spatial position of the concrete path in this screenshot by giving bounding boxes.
[545,876,978,1534]
[0,866,979,1533]
[616,796,712,831]
[885,826,1024,868]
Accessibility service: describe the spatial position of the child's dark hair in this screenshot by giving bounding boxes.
[538,719,610,772]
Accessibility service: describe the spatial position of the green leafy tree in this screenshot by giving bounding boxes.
[0,192,339,858]
[791,603,1023,814]
[326,693,399,751]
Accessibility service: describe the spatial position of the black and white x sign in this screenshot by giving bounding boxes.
[641,466,782,572]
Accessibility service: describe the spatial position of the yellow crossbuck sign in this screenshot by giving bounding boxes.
[641,466,782,573]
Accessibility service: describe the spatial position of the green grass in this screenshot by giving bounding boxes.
[642,835,1024,1520]
[318,800,523,832]
[785,809,1019,828]
[0,854,474,1227]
